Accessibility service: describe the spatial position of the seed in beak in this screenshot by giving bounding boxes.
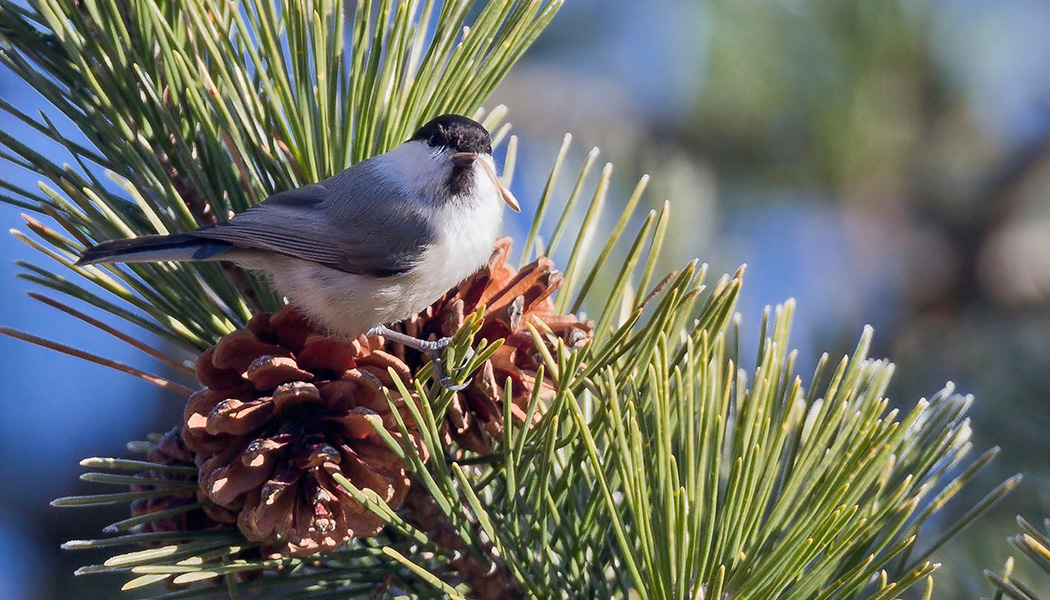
[499,186,521,212]
[453,152,521,212]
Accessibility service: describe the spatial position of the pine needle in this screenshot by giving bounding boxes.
[0,327,194,396]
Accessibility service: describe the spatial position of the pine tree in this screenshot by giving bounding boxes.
[0,1,1027,598]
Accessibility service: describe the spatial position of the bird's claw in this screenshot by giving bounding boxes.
[460,344,476,365]
[371,327,473,391]
[421,338,472,391]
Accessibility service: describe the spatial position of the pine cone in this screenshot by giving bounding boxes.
[392,238,593,452]
[129,427,256,590]
[182,306,425,557]
[130,426,238,534]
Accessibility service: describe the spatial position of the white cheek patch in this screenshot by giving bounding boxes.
[377,141,452,200]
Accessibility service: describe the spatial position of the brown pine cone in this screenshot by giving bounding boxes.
[182,306,425,557]
[392,237,593,452]
[129,427,257,590]
[130,426,238,534]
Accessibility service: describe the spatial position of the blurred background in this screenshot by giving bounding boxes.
[1,0,1049,597]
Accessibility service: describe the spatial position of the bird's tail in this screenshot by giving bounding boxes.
[76,233,232,266]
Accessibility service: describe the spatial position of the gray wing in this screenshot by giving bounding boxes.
[191,163,435,276]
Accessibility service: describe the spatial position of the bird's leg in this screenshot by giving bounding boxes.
[370,325,472,391]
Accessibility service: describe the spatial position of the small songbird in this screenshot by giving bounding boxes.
[77,114,520,388]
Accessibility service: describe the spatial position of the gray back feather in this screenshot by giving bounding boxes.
[191,160,435,276]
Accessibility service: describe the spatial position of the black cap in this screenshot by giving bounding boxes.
[409,114,492,155]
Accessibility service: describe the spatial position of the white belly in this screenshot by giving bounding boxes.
[261,189,503,337]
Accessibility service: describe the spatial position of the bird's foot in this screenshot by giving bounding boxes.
[371,327,472,391]
[419,338,471,392]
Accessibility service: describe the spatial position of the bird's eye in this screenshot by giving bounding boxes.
[428,132,444,147]
[485,143,492,154]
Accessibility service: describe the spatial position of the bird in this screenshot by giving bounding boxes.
[77,114,520,389]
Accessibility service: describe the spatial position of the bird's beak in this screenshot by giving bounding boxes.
[450,152,477,167]
[450,152,521,212]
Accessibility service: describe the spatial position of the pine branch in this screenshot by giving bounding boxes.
[0,0,557,351]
